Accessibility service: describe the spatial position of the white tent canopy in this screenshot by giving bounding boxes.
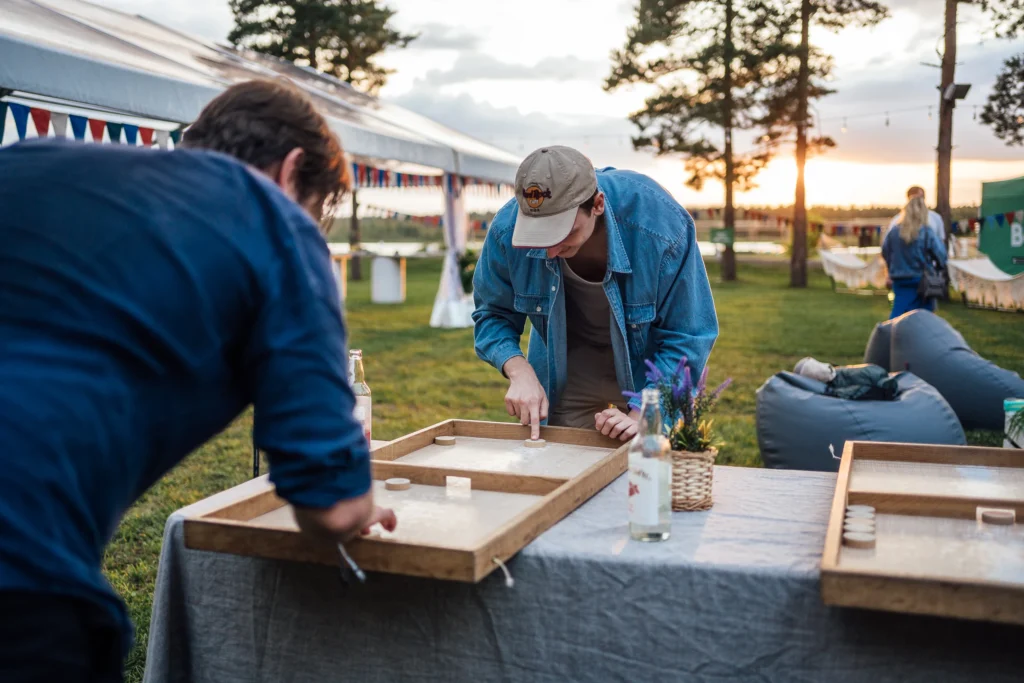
[1,0,520,328]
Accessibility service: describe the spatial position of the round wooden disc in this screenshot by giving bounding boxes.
[843,519,876,533]
[524,438,546,448]
[981,509,1015,525]
[384,477,411,491]
[846,505,876,515]
[845,509,876,520]
[842,531,876,549]
[433,436,456,447]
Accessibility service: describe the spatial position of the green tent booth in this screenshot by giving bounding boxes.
[979,175,1024,275]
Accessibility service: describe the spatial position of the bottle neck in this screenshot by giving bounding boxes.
[348,356,365,385]
[637,398,662,437]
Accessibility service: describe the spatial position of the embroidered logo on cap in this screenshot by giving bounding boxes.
[522,185,552,211]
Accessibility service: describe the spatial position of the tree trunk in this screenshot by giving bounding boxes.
[350,189,362,281]
[720,0,737,282]
[936,0,957,248]
[790,0,811,288]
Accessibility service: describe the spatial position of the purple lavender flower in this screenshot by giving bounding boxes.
[622,390,642,402]
[697,366,709,394]
[644,359,663,383]
[711,378,733,399]
[674,355,689,377]
[682,366,692,398]
[671,382,685,402]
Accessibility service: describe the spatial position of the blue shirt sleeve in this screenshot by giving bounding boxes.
[244,198,370,509]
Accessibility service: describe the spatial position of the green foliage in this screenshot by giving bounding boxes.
[458,249,478,295]
[638,356,732,453]
[605,0,813,192]
[227,0,417,94]
[981,53,1024,147]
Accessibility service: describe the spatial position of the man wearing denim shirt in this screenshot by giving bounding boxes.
[473,146,719,442]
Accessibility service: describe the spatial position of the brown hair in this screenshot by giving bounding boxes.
[181,79,350,227]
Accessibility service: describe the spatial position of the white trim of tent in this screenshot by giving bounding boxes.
[948,257,1024,312]
[817,235,888,291]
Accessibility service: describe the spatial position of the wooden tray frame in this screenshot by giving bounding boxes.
[821,441,1024,625]
[183,420,627,582]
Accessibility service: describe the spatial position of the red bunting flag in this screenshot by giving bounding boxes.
[88,118,106,142]
[29,108,51,136]
[139,127,155,146]
[1006,212,1016,225]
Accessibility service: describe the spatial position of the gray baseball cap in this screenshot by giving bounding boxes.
[512,146,598,248]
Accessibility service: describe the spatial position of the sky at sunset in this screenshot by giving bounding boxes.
[90,0,1024,211]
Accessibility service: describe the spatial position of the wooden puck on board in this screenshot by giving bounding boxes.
[433,436,456,447]
[845,509,876,520]
[524,438,546,448]
[846,505,876,515]
[384,478,411,491]
[843,519,876,533]
[980,509,1015,525]
[842,532,876,549]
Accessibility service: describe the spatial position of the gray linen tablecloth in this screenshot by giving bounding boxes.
[143,466,1021,683]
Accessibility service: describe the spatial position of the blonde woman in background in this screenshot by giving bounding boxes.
[882,195,948,319]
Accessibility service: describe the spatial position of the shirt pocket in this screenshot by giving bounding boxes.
[514,293,551,339]
[624,302,656,358]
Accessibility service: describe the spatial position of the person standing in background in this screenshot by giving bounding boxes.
[882,194,948,319]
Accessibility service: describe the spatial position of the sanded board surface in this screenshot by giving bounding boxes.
[251,481,542,551]
[393,436,609,479]
[838,512,1024,585]
[850,459,1024,501]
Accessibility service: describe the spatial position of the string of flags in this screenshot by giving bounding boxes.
[349,161,512,197]
[955,210,1023,236]
[0,100,181,147]
[691,207,883,237]
[360,204,489,231]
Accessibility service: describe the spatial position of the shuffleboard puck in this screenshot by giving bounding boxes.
[845,509,875,520]
[980,509,1015,525]
[846,505,875,515]
[524,438,546,448]
[384,478,411,491]
[434,436,456,447]
[843,519,876,533]
[842,532,876,549]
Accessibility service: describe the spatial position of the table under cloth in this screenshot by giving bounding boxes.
[142,465,1022,683]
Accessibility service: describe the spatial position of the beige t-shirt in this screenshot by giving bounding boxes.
[547,260,629,429]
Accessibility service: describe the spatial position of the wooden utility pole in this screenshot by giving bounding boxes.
[935,0,958,239]
[790,0,812,288]
[721,0,737,281]
[350,189,362,280]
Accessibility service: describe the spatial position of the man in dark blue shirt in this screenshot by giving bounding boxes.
[0,80,395,682]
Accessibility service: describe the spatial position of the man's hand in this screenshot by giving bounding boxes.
[293,490,397,543]
[502,356,548,440]
[595,407,640,442]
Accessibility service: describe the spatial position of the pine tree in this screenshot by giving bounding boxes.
[981,53,1024,146]
[784,0,888,289]
[605,0,798,282]
[228,0,417,95]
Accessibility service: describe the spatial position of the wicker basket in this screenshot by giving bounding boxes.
[670,449,716,511]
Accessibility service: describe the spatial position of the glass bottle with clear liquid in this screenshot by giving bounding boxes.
[348,349,372,444]
[628,388,671,541]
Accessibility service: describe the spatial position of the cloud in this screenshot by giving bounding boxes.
[408,23,482,50]
[419,52,605,87]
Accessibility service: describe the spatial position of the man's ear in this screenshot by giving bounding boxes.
[276,147,305,203]
[592,191,606,217]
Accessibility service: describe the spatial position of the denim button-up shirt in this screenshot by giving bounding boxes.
[472,167,719,415]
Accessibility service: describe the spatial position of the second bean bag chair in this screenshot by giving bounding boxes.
[756,370,966,471]
[889,309,1024,431]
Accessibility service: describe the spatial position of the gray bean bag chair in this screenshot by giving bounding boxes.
[889,309,1024,431]
[756,370,965,471]
[863,318,894,371]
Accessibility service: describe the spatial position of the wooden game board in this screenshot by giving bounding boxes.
[183,420,628,582]
[820,441,1024,625]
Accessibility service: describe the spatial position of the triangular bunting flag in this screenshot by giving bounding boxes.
[156,130,169,149]
[0,101,7,145]
[169,129,182,145]
[1014,210,1023,225]
[106,122,123,144]
[10,103,30,140]
[1006,212,1016,225]
[123,124,139,145]
[139,127,154,146]
[51,112,69,139]
[995,214,1005,227]
[29,108,51,137]
[69,115,88,140]
[88,118,106,142]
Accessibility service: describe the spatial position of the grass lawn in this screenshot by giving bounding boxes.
[106,257,1023,682]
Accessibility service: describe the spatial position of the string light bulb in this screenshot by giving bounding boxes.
[841,118,848,133]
